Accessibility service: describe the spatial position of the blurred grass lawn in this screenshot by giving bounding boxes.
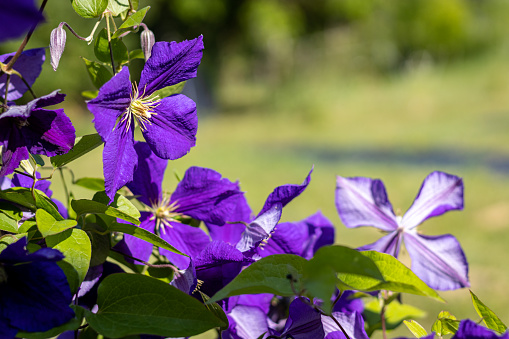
[54,49,509,338]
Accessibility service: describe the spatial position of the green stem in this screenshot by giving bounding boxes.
[105,14,116,75]
[59,167,70,208]
[2,75,10,113]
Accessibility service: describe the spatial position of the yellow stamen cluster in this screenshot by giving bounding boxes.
[149,194,186,230]
[120,82,160,133]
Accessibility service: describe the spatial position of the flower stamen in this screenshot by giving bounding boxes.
[120,82,160,133]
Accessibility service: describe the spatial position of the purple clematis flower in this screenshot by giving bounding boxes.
[0,237,74,336]
[452,319,509,339]
[335,171,468,291]
[87,37,204,202]
[0,0,43,42]
[0,90,76,176]
[0,48,46,101]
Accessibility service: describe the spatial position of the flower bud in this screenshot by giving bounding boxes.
[141,29,155,61]
[50,24,66,71]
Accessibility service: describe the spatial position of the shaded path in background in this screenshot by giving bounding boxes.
[276,145,509,174]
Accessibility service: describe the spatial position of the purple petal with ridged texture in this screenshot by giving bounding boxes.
[171,166,244,225]
[195,241,253,297]
[158,221,210,269]
[0,48,45,100]
[121,212,156,263]
[171,260,197,295]
[142,94,197,160]
[127,141,167,206]
[404,231,469,290]
[335,176,398,231]
[236,203,283,253]
[452,319,509,339]
[322,311,369,339]
[0,0,43,42]
[402,171,464,230]
[258,211,334,259]
[207,192,252,244]
[87,66,131,140]
[224,305,269,339]
[102,119,137,202]
[258,167,313,217]
[139,36,204,95]
[280,298,324,339]
[358,231,402,257]
[12,172,52,197]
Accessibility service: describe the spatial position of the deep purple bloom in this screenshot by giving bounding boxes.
[0,90,76,176]
[321,310,369,339]
[0,0,43,42]
[452,320,509,339]
[87,37,204,201]
[335,171,468,290]
[0,237,74,336]
[0,48,45,101]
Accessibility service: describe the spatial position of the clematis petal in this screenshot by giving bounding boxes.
[139,36,204,95]
[402,171,464,230]
[0,0,43,42]
[280,298,325,339]
[12,172,52,197]
[127,141,167,206]
[224,305,269,339]
[158,221,210,270]
[236,203,283,253]
[121,212,156,263]
[0,48,45,100]
[0,141,29,176]
[236,294,273,315]
[171,260,197,295]
[143,94,197,160]
[170,166,243,225]
[102,119,137,202]
[207,191,252,244]
[452,319,509,339]
[322,311,369,339]
[358,231,402,257]
[257,167,313,217]
[335,176,398,231]
[404,231,469,290]
[87,66,132,140]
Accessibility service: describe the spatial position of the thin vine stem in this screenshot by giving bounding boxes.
[105,13,116,75]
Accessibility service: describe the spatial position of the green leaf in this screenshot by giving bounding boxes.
[338,251,444,302]
[153,81,186,99]
[470,290,508,333]
[72,0,108,18]
[81,57,113,89]
[94,29,129,64]
[0,188,58,219]
[209,254,308,303]
[74,177,105,191]
[404,320,428,338]
[0,212,18,233]
[0,201,23,221]
[72,192,140,225]
[83,223,111,266]
[364,299,426,335]
[441,318,461,334]
[16,305,85,338]
[34,190,63,221]
[112,6,150,39]
[302,245,384,313]
[85,273,227,337]
[36,209,77,237]
[46,228,92,287]
[18,221,37,239]
[129,49,145,60]
[31,154,45,167]
[107,0,137,16]
[432,311,457,337]
[198,292,229,331]
[81,90,99,99]
[52,133,104,168]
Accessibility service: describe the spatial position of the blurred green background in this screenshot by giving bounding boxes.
[5,0,509,337]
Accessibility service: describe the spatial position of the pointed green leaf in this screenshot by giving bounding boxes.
[72,191,140,225]
[364,299,426,335]
[71,0,108,18]
[81,57,113,90]
[74,177,105,191]
[441,318,461,334]
[46,228,92,287]
[209,254,308,303]
[16,305,85,338]
[83,223,111,266]
[432,311,457,336]
[94,29,129,64]
[129,49,144,60]
[0,201,23,221]
[85,273,227,337]
[0,212,18,233]
[112,6,150,38]
[470,290,507,333]
[36,209,77,237]
[338,251,444,302]
[82,90,99,99]
[107,0,131,16]
[404,320,428,338]
[199,292,229,331]
[0,188,59,220]
[52,133,104,168]
[153,81,187,99]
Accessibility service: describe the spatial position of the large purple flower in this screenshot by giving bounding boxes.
[0,0,43,42]
[452,319,509,339]
[335,171,468,290]
[0,90,76,176]
[0,237,74,336]
[87,37,204,202]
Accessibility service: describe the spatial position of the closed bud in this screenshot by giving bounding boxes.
[50,24,66,71]
[141,29,155,61]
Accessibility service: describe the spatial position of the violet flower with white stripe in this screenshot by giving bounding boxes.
[335,171,469,290]
[87,36,203,202]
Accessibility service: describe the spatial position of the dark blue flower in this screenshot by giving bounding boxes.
[0,0,43,42]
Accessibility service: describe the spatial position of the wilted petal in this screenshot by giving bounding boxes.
[87,66,132,140]
[404,231,469,290]
[258,167,313,217]
[171,260,197,295]
[50,24,66,71]
[122,212,156,263]
[139,36,204,95]
[335,176,398,231]
[322,311,369,339]
[127,141,167,206]
[224,305,269,339]
[236,203,283,253]
[452,319,509,339]
[0,0,43,42]
[358,231,401,257]
[0,48,45,100]
[402,171,464,230]
[280,298,324,339]
[143,94,197,160]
